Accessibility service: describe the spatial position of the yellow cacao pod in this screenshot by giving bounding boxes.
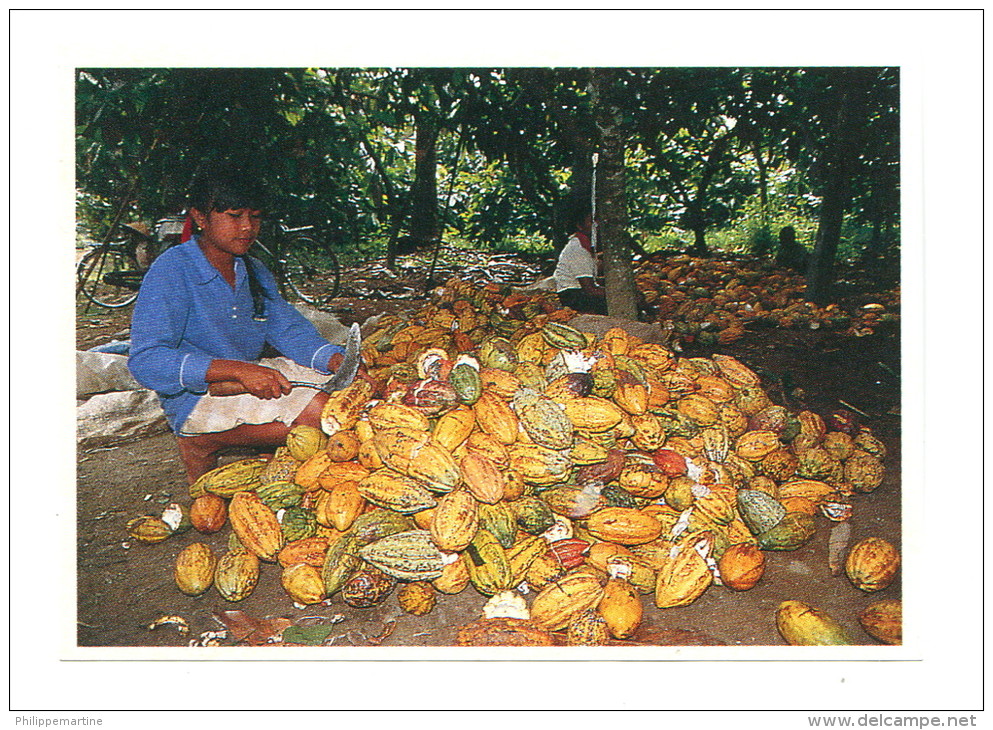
[597,561,643,639]
[465,528,512,596]
[325,430,361,462]
[190,458,267,499]
[367,401,430,433]
[630,412,666,452]
[654,541,713,608]
[677,394,721,427]
[397,581,436,615]
[126,516,173,543]
[174,543,217,596]
[600,327,630,356]
[508,443,572,487]
[473,391,519,445]
[320,379,374,436]
[295,451,334,491]
[373,427,431,473]
[776,600,853,645]
[286,425,327,462]
[431,406,476,452]
[530,571,606,631]
[736,430,782,461]
[321,480,366,532]
[562,397,626,432]
[406,442,461,494]
[613,372,649,416]
[464,431,510,469]
[281,562,326,605]
[567,608,611,646]
[712,354,761,387]
[432,554,471,594]
[479,367,524,400]
[695,375,736,403]
[356,468,437,514]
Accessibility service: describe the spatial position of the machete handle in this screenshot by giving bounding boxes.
[207,381,250,397]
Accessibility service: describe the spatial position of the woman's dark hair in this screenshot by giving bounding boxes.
[189,160,272,320]
[188,160,270,215]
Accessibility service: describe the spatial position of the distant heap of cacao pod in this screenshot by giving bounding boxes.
[136,277,897,646]
[635,254,900,345]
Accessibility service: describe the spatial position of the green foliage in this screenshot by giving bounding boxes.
[75,66,899,281]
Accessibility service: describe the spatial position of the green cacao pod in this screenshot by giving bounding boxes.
[359,530,447,581]
[214,549,260,601]
[321,534,363,595]
[756,512,816,551]
[464,528,512,596]
[256,480,305,511]
[280,506,318,542]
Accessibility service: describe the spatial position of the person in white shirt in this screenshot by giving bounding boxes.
[552,207,607,314]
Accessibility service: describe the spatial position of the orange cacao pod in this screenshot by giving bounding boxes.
[277,536,330,569]
[736,430,782,461]
[190,494,227,534]
[228,491,285,562]
[429,488,479,552]
[586,507,663,546]
[859,599,902,645]
[717,542,765,591]
[397,581,436,615]
[845,537,900,592]
[325,430,361,462]
[460,452,506,504]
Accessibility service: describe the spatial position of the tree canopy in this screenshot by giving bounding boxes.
[76,66,900,303]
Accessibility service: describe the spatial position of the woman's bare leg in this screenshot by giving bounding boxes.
[177,421,291,485]
[176,391,331,485]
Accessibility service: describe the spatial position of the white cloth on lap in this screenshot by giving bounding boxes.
[178,357,329,435]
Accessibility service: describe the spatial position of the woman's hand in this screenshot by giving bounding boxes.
[207,359,292,400]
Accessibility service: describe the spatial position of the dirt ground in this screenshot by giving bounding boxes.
[76,292,901,649]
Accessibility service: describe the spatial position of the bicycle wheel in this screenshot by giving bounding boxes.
[281,235,341,307]
[76,246,142,308]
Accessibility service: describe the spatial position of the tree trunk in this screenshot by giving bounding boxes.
[690,226,708,255]
[408,111,440,247]
[805,69,873,304]
[591,68,639,320]
[805,172,847,304]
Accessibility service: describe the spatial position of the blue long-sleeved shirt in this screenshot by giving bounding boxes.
[128,237,343,432]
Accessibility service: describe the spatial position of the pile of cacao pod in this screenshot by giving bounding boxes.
[147,286,897,646]
[634,254,900,345]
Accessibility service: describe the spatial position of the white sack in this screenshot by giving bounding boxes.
[77,389,169,449]
[76,351,143,398]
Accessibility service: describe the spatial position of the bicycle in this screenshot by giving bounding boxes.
[76,217,342,310]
